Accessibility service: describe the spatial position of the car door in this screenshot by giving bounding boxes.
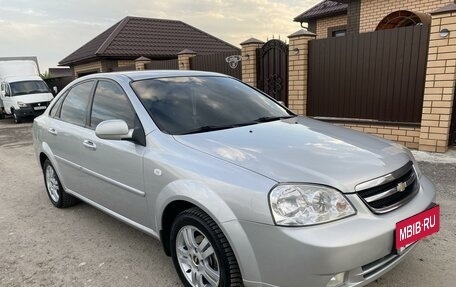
[77,80,150,227]
[44,80,95,193]
[2,83,13,113]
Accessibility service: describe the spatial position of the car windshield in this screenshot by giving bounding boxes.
[131,76,294,135]
[10,80,51,96]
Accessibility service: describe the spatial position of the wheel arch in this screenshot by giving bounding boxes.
[155,182,261,282]
[38,143,67,189]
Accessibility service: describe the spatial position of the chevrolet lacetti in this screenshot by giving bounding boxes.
[32,71,440,287]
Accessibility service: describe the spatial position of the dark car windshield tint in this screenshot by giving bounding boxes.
[10,80,51,96]
[131,76,294,135]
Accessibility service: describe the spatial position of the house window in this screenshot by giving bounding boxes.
[332,29,347,37]
[328,25,347,38]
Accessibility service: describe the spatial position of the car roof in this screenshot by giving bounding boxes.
[81,70,230,82]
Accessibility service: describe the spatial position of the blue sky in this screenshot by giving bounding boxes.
[0,0,317,72]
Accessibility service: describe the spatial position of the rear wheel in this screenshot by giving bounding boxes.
[170,207,243,287]
[43,159,79,208]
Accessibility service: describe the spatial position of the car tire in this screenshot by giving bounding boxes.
[12,109,22,124]
[170,207,243,287]
[42,159,79,208]
[0,112,4,120]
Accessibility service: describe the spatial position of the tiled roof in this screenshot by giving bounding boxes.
[294,0,348,22]
[59,16,240,66]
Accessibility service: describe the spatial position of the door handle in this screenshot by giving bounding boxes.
[48,128,57,136]
[83,140,97,150]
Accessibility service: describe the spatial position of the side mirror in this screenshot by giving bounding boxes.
[95,120,132,140]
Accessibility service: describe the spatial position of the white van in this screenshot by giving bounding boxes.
[0,59,54,123]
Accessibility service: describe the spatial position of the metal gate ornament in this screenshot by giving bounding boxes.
[225,55,242,69]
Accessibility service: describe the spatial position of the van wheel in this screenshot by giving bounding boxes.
[170,207,243,287]
[43,159,79,208]
[12,110,22,124]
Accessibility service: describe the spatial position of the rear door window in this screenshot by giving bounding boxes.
[90,80,135,129]
[60,81,94,126]
[49,92,67,118]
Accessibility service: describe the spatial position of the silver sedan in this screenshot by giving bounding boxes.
[32,71,437,287]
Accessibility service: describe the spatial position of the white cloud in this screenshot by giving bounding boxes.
[0,0,317,71]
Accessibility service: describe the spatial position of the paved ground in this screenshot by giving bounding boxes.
[0,118,455,287]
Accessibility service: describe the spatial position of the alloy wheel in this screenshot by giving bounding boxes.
[45,165,60,202]
[176,225,220,287]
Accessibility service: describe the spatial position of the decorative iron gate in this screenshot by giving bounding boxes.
[256,40,289,105]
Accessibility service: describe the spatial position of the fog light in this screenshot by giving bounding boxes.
[326,272,346,287]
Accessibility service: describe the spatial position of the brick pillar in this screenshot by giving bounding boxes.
[287,30,316,115]
[178,49,197,70]
[240,38,264,87]
[419,3,456,153]
[135,56,151,71]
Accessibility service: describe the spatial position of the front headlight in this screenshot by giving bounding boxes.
[17,101,28,108]
[269,184,356,226]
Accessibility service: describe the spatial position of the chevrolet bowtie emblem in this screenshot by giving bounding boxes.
[397,182,407,192]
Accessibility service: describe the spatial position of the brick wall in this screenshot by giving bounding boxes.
[316,15,348,39]
[240,39,264,87]
[347,0,361,34]
[359,0,451,33]
[288,31,315,115]
[73,61,102,77]
[419,6,456,152]
[336,123,421,149]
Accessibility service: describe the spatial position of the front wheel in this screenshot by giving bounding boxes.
[170,208,243,287]
[12,109,22,124]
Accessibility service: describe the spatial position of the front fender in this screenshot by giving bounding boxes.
[155,179,238,230]
[154,179,262,283]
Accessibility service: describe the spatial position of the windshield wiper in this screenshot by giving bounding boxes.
[178,125,237,135]
[254,115,297,123]
[177,116,297,135]
[178,121,260,135]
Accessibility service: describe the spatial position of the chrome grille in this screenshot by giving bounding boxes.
[356,162,419,214]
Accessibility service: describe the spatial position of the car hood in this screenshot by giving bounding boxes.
[174,117,411,193]
[13,93,54,104]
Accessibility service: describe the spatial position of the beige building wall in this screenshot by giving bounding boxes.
[359,0,451,33]
[117,60,135,67]
[316,15,347,39]
[73,61,102,77]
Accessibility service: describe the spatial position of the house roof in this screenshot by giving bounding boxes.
[294,0,348,22]
[59,16,240,66]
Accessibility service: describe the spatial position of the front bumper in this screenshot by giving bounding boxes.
[222,176,436,287]
[15,104,48,118]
